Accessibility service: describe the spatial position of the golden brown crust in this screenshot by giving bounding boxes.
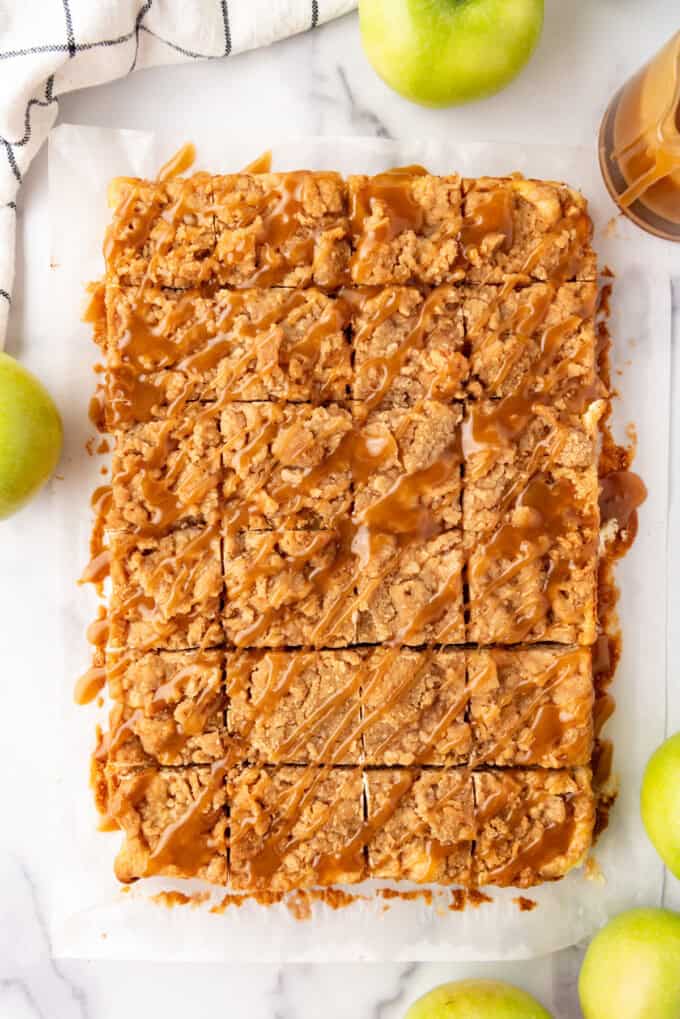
[89,166,603,893]
[350,284,467,408]
[109,404,221,533]
[223,530,357,647]
[355,531,465,645]
[361,648,470,766]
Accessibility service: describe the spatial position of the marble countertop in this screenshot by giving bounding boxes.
[1,2,679,1016]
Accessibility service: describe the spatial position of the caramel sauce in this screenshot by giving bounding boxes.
[158,143,196,183]
[74,664,107,706]
[600,32,680,237]
[243,151,273,174]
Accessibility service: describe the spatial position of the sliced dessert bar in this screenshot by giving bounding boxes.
[355,530,465,645]
[109,403,221,534]
[104,174,216,288]
[472,768,595,888]
[109,527,223,651]
[221,402,354,531]
[211,171,350,288]
[468,647,594,768]
[101,649,226,767]
[352,401,463,534]
[360,648,470,766]
[464,400,601,645]
[99,764,227,884]
[463,281,598,404]
[350,284,467,408]
[460,177,597,283]
[223,529,357,647]
[365,769,474,883]
[227,650,363,765]
[229,766,365,891]
[348,172,464,286]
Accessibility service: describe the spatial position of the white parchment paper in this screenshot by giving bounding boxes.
[48,125,671,962]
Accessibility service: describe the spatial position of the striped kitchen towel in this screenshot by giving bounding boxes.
[0,0,357,343]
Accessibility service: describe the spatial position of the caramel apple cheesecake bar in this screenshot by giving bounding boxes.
[89,165,604,893]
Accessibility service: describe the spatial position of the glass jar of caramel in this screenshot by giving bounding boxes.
[599,31,680,241]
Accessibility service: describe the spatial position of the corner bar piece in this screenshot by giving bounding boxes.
[468,647,594,768]
[360,648,470,766]
[228,766,365,892]
[101,764,227,884]
[472,768,595,888]
[104,174,216,288]
[109,526,223,651]
[101,649,226,767]
[461,177,597,283]
[227,650,363,765]
[365,769,474,883]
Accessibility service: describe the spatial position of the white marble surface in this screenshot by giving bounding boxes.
[1,2,679,1016]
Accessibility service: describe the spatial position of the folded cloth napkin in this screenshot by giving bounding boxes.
[0,0,357,343]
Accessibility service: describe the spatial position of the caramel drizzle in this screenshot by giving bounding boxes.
[225,646,591,887]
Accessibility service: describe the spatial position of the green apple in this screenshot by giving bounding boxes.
[641,733,680,878]
[579,908,680,1019]
[0,352,62,519]
[359,0,544,108]
[405,979,552,1019]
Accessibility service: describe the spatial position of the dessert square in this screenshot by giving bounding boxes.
[223,529,357,647]
[229,766,365,891]
[355,530,465,645]
[221,402,354,531]
[352,401,463,534]
[109,404,221,534]
[464,400,600,645]
[101,764,227,884]
[109,527,223,651]
[472,768,595,888]
[101,649,226,767]
[468,647,594,767]
[227,650,363,764]
[104,174,217,288]
[211,171,350,288]
[360,648,470,766]
[103,285,352,409]
[460,177,597,283]
[350,284,467,408]
[463,282,598,403]
[349,172,464,286]
[365,769,474,883]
